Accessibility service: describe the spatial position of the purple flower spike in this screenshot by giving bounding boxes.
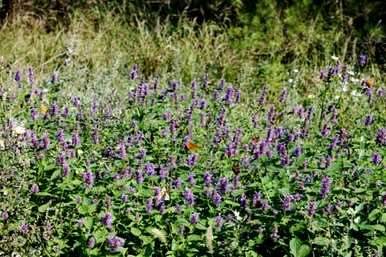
[320,176,331,198]
[282,195,293,211]
[364,115,374,126]
[15,71,21,82]
[182,189,195,206]
[307,201,317,217]
[31,183,40,194]
[376,128,386,145]
[187,154,198,167]
[359,54,368,66]
[71,131,80,146]
[203,172,213,186]
[146,198,153,214]
[212,191,222,207]
[144,162,155,176]
[87,237,96,249]
[83,171,94,187]
[28,67,35,85]
[214,215,223,229]
[2,210,9,221]
[372,152,382,165]
[190,212,199,224]
[107,235,125,252]
[20,223,30,235]
[101,212,113,228]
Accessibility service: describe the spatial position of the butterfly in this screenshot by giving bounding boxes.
[160,187,170,201]
[186,140,199,152]
[40,104,48,115]
[364,77,375,87]
[232,164,240,175]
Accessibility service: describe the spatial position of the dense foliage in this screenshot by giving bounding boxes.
[0,1,385,256]
[0,56,385,256]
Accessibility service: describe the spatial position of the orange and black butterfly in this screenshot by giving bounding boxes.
[186,140,199,152]
[232,164,241,175]
[364,77,375,88]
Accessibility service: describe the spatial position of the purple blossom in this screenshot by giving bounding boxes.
[71,131,80,146]
[282,195,293,211]
[186,154,198,167]
[182,189,195,206]
[212,191,222,207]
[87,237,96,249]
[279,88,288,102]
[203,172,213,186]
[224,86,234,104]
[320,176,331,198]
[173,177,182,189]
[146,198,153,214]
[372,152,382,165]
[28,67,35,85]
[20,223,30,235]
[188,173,196,185]
[62,106,69,118]
[364,115,374,126]
[376,128,386,145]
[240,194,247,207]
[144,162,155,176]
[293,146,302,157]
[31,183,39,194]
[119,142,127,159]
[190,212,199,224]
[217,177,228,194]
[30,108,38,120]
[107,235,125,252]
[2,210,9,221]
[136,170,144,184]
[252,192,262,207]
[225,142,237,157]
[15,71,21,82]
[307,201,317,217]
[191,80,197,99]
[101,212,113,228]
[214,215,223,229]
[321,124,330,137]
[359,54,368,66]
[50,103,59,117]
[83,171,94,187]
[129,64,138,80]
[159,166,169,179]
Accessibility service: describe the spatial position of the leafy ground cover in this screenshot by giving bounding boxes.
[0,9,385,257]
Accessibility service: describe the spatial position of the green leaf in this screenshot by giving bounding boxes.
[298,245,311,257]
[380,213,386,224]
[372,224,385,232]
[187,234,201,241]
[38,202,50,213]
[50,169,61,180]
[313,236,330,246]
[93,228,108,243]
[131,227,142,237]
[290,238,311,257]
[368,209,380,222]
[146,227,167,243]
